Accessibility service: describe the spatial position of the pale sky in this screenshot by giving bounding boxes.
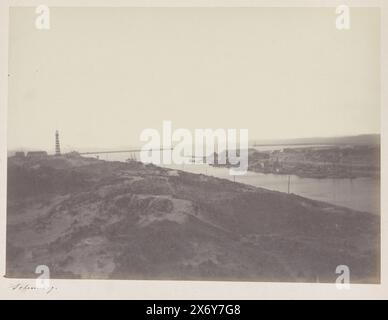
[8,7,380,152]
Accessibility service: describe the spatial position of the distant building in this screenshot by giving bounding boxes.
[26,151,48,158]
[65,151,80,158]
[14,151,25,158]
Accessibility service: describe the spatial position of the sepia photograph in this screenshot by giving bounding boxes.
[0,0,387,302]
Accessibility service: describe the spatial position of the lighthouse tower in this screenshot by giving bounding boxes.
[55,130,61,156]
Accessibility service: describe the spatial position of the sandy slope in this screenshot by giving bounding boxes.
[6,155,380,283]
